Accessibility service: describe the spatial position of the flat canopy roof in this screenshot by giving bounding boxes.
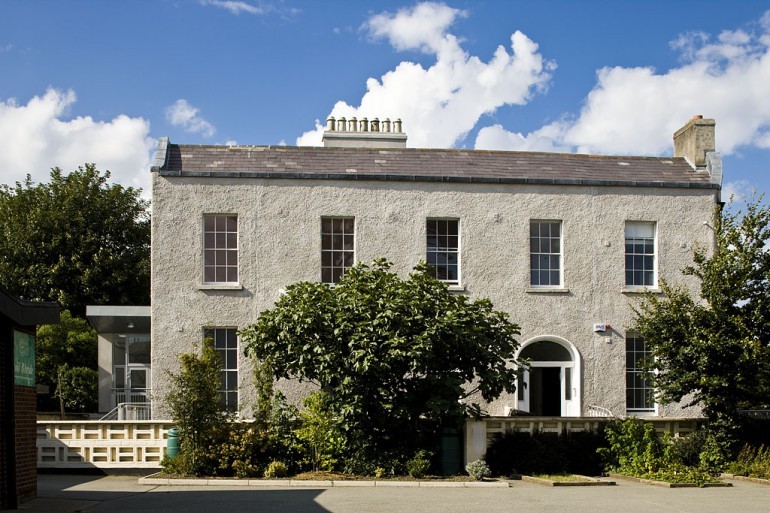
[86,305,150,334]
[0,286,59,327]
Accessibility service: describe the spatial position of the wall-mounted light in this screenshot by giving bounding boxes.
[127,322,135,329]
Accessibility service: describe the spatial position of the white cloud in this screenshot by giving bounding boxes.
[201,0,266,15]
[165,99,215,138]
[364,2,467,54]
[475,122,571,153]
[0,88,154,195]
[297,2,553,149]
[722,180,754,205]
[477,11,770,160]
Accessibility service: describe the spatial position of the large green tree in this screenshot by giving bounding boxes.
[633,199,770,449]
[0,164,150,316]
[36,309,97,414]
[240,259,522,469]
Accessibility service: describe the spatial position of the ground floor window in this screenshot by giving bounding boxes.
[626,334,655,413]
[204,327,238,411]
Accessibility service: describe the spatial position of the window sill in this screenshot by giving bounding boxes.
[197,283,244,291]
[447,284,466,292]
[621,287,661,294]
[526,287,570,294]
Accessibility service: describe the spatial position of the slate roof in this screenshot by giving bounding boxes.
[152,138,719,189]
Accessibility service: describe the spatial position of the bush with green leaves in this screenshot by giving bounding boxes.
[241,259,522,469]
[728,444,770,479]
[162,339,230,476]
[485,429,605,477]
[466,459,491,481]
[406,450,432,478]
[599,418,720,485]
[205,423,269,478]
[264,461,289,478]
[296,391,343,471]
[55,364,98,414]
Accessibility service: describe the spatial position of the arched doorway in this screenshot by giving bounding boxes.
[515,337,581,417]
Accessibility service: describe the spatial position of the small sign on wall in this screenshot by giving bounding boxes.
[14,330,35,387]
[593,323,610,333]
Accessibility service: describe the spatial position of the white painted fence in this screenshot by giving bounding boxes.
[37,420,173,468]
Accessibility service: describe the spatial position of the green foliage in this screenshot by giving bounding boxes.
[241,258,521,467]
[599,419,663,475]
[405,450,432,479]
[205,423,268,478]
[632,198,770,451]
[36,310,97,412]
[599,418,719,485]
[296,391,343,471]
[465,459,492,481]
[55,364,98,413]
[0,164,150,316]
[728,444,770,479]
[163,339,230,476]
[485,429,605,477]
[264,461,289,478]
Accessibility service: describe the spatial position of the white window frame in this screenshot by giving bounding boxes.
[426,218,461,286]
[204,327,239,411]
[321,217,355,284]
[203,215,239,284]
[625,333,657,415]
[530,220,563,288]
[624,221,657,288]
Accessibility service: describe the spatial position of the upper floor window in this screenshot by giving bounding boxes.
[626,333,655,413]
[321,217,355,284]
[427,219,459,285]
[204,327,238,411]
[530,220,562,287]
[625,221,656,287]
[204,215,238,284]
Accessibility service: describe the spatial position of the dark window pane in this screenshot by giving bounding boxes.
[215,233,226,248]
[333,218,344,231]
[530,223,538,237]
[551,223,560,237]
[321,268,332,283]
[343,218,354,232]
[227,250,237,266]
[332,268,343,283]
[343,235,354,251]
[204,233,215,249]
[321,252,332,266]
[226,267,237,282]
[226,233,237,249]
[448,221,458,236]
[226,216,237,231]
[205,250,215,265]
[321,234,332,250]
[215,216,226,231]
[204,217,215,231]
[215,267,226,282]
[344,252,354,266]
[550,271,559,285]
[321,218,332,232]
[531,270,539,285]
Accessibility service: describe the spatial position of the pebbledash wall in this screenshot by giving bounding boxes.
[149,116,721,421]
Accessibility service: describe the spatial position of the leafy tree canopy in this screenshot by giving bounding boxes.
[0,164,150,315]
[633,198,770,446]
[35,309,97,413]
[241,259,522,461]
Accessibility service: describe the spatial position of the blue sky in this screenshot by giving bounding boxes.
[1,1,770,201]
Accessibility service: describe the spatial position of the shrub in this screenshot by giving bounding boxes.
[465,459,491,481]
[729,444,770,479]
[163,339,230,476]
[205,423,269,478]
[406,450,432,479]
[296,391,343,471]
[485,429,604,477]
[264,461,289,478]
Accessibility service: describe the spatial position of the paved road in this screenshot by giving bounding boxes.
[16,474,770,513]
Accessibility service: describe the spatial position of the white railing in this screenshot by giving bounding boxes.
[37,420,173,468]
[100,402,153,421]
[112,388,150,405]
[585,405,615,418]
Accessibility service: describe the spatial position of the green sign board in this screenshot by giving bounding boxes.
[14,330,35,387]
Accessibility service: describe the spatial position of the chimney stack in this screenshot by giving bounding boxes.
[322,116,407,148]
[673,115,716,168]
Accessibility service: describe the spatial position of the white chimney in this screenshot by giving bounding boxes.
[322,116,407,148]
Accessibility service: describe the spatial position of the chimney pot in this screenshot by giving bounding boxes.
[326,117,336,131]
[394,118,402,133]
[337,117,346,132]
[359,118,368,132]
[382,118,391,133]
[349,117,357,132]
[371,118,380,132]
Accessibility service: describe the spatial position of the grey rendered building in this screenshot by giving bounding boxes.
[143,116,720,420]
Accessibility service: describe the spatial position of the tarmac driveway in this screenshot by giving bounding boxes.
[16,473,770,513]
